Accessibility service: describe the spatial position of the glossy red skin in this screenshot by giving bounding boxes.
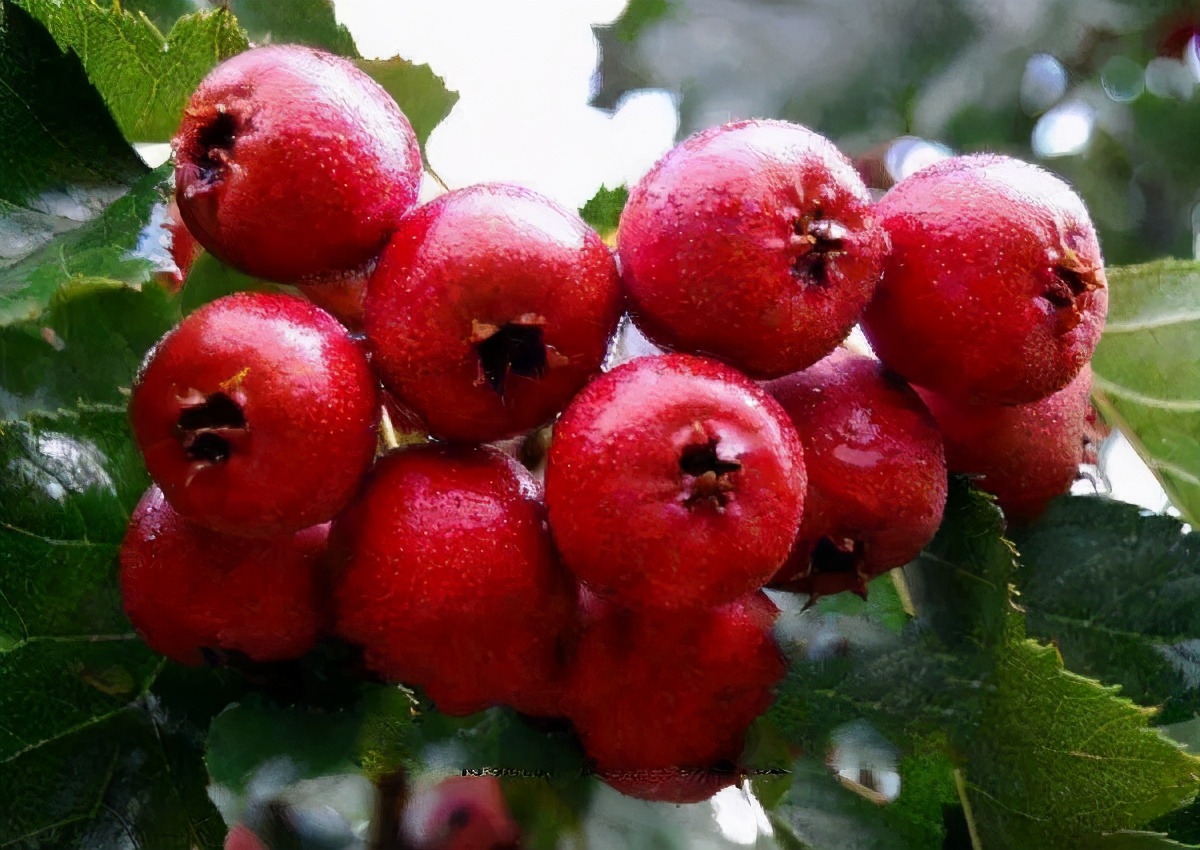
[566,590,786,771]
[297,263,370,332]
[917,365,1094,524]
[862,154,1107,404]
[766,350,948,597]
[130,292,379,537]
[365,184,623,443]
[617,119,888,378]
[544,354,806,610]
[161,198,201,293]
[224,825,266,850]
[598,767,740,803]
[173,45,421,282]
[402,777,521,850]
[120,486,327,666]
[332,446,576,717]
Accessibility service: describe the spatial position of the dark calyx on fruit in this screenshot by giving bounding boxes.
[679,433,741,508]
[470,316,556,395]
[791,212,848,286]
[191,109,238,188]
[176,389,247,465]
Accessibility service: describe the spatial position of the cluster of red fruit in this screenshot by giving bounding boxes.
[118,44,1108,801]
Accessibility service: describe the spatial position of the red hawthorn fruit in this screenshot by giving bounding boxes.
[297,263,371,332]
[173,45,422,282]
[401,777,521,850]
[766,350,948,598]
[616,119,889,378]
[365,183,623,443]
[597,766,743,804]
[160,198,201,293]
[566,590,786,774]
[224,825,266,850]
[861,153,1107,404]
[120,486,327,666]
[129,292,379,537]
[332,445,575,717]
[544,354,806,611]
[916,364,1095,524]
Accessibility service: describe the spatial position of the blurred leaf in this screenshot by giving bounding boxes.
[1092,833,1200,850]
[1010,495,1200,724]
[611,0,674,44]
[179,252,284,316]
[359,57,459,153]
[0,166,174,325]
[222,0,356,55]
[1092,260,1200,526]
[0,276,178,418]
[965,622,1200,849]
[13,0,247,142]
[579,185,628,239]
[0,1,146,210]
[769,757,951,850]
[815,571,910,634]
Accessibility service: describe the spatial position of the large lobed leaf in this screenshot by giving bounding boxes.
[1092,260,1200,526]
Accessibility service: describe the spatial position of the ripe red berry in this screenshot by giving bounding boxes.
[566,591,785,772]
[129,292,379,537]
[766,350,947,597]
[544,354,806,610]
[120,486,327,666]
[224,825,265,850]
[916,365,1095,524]
[173,45,422,282]
[617,119,888,378]
[365,184,622,443]
[597,767,742,804]
[332,445,575,717]
[401,777,521,850]
[861,153,1107,404]
[160,197,201,293]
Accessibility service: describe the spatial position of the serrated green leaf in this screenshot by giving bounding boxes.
[359,57,460,153]
[1092,260,1200,526]
[815,572,910,633]
[1011,495,1200,723]
[0,0,146,211]
[579,185,628,238]
[966,622,1200,849]
[13,0,248,142]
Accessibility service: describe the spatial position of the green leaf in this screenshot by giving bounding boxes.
[0,276,179,418]
[1092,260,1200,525]
[13,0,248,142]
[359,57,460,153]
[965,621,1200,849]
[579,185,628,238]
[0,0,146,210]
[608,0,675,44]
[222,0,357,55]
[0,404,225,848]
[1010,495,1200,723]
[1,702,226,850]
[179,252,285,316]
[1092,833,1200,850]
[0,165,175,325]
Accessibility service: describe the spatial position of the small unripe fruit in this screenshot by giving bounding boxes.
[173,45,422,282]
[862,154,1107,404]
[333,446,575,717]
[129,292,379,537]
[566,591,785,772]
[916,365,1096,524]
[545,354,806,610]
[120,486,327,666]
[617,119,888,378]
[366,184,623,443]
[766,350,947,598]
